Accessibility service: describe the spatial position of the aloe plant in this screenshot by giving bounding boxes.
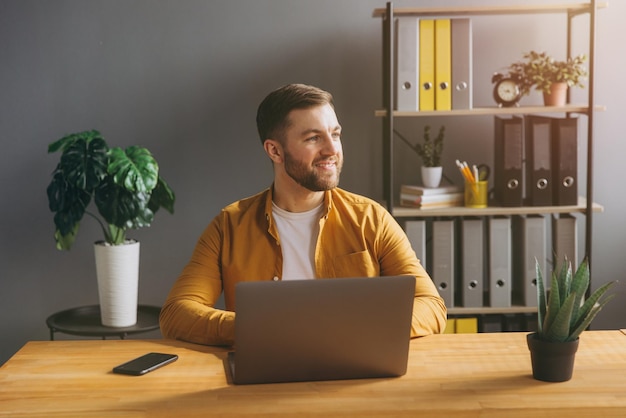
[413,125,444,167]
[47,130,175,250]
[536,258,615,342]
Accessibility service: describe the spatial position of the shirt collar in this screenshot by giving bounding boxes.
[264,185,333,220]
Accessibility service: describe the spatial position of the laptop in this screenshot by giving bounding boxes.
[228,275,415,385]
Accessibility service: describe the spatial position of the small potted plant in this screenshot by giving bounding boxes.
[47,130,175,327]
[412,125,445,188]
[507,50,587,106]
[527,257,615,382]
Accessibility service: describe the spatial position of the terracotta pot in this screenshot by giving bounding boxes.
[543,82,568,106]
[527,332,579,382]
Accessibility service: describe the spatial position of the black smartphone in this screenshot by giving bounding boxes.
[112,352,178,376]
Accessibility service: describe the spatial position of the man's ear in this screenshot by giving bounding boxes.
[263,139,283,164]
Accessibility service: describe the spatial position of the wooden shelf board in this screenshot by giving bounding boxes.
[391,197,603,218]
[375,104,606,118]
[373,2,607,18]
[447,306,538,315]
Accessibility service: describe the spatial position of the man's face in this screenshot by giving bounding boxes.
[280,104,343,192]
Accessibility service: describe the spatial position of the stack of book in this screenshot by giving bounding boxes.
[400,184,463,209]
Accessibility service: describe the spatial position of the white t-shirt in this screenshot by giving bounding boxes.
[271,202,323,280]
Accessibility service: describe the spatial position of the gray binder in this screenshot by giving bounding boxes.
[489,216,512,307]
[461,217,483,307]
[405,220,427,270]
[512,215,546,307]
[451,18,472,109]
[552,213,578,269]
[395,17,419,111]
[433,219,455,308]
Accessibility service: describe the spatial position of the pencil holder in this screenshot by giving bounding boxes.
[465,180,488,208]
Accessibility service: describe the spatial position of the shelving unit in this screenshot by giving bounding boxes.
[374,2,605,324]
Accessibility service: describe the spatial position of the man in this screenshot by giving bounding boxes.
[159,83,446,346]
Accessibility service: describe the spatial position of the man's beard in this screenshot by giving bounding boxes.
[283,151,343,192]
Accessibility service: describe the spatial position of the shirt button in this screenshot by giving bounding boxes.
[272,276,279,281]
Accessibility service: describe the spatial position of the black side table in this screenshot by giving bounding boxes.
[46,305,161,340]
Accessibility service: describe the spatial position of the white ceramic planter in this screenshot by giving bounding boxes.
[94,240,140,327]
[421,166,443,188]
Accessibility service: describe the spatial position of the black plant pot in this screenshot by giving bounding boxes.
[526,332,579,382]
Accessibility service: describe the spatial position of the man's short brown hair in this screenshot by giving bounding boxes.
[256,84,334,145]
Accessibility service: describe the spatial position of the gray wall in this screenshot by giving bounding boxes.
[1,0,624,365]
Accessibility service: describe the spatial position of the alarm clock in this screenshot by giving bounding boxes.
[491,73,522,107]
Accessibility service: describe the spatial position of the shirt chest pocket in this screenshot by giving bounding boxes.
[332,251,379,277]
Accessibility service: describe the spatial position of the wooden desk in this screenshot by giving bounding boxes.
[2,331,626,417]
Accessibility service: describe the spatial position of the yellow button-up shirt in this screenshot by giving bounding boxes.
[160,187,447,346]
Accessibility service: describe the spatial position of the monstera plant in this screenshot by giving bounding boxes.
[46,129,175,327]
[47,129,175,250]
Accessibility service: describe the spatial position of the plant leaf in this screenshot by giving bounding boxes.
[543,271,561,333]
[148,177,176,214]
[48,130,102,154]
[58,136,109,191]
[568,295,616,341]
[536,259,546,334]
[47,170,92,237]
[571,281,617,331]
[94,177,153,232]
[544,292,576,342]
[557,258,571,305]
[569,258,590,329]
[53,223,79,250]
[107,146,158,193]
